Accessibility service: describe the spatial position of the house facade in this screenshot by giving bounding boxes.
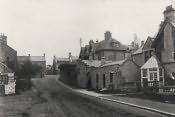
[79,31,130,61]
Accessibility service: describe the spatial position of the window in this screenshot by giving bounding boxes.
[150,73,153,80]
[154,73,157,81]
[142,69,148,77]
[96,74,99,83]
[110,73,114,83]
[149,68,157,71]
[150,72,157,81]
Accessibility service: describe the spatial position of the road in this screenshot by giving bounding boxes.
[30,75,171,117]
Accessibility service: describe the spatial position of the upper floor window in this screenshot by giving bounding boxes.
[142,69,148,77]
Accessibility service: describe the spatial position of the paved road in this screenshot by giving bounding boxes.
[31,75,171,117]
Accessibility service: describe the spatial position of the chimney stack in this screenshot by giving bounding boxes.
[141,41,144,46]
[104,31,112,40]
[164,5,175,22]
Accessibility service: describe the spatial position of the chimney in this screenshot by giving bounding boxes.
[104,31,112,40]
[69,52,72,62]
[141,41,144,46]
[101,57,106,65]
[0,33,7,45]
[44,53,45,57]
[28,54,30,56]
[164,5,175,22]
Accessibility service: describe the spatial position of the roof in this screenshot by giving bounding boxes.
[82,60,102,67]
[141,56,159,69]
[95,38,128,52]
[152,21,175,47]
[18,56,46,62]
[55,58,70,62]
[71,56,79,60]
[17,56,30,62]
[30,56,45,62]
[81,59,129,68]
[132,45,143,55]
[100,59,127,67]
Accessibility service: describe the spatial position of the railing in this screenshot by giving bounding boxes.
[158,86,175,95]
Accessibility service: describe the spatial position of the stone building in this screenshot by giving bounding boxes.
[151,5,175,86]
[79,31,130,61]
[53,52,78,74]
[77,58,140,91]
[0,34,17,72]
[17,54,46,77]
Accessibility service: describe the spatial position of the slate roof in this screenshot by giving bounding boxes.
[55,58,70,62]
[18,56,46,62]
[30,56,45,62]
[100,59,127,67]
[141,56,159,69]
[152,21,175,47]
[82,60,102,67]
[132,45,144,55]
[81,59,128,68]
[95,38,128,52]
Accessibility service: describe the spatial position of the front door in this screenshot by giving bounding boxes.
[142,78,148,88]
[103,74,106,88]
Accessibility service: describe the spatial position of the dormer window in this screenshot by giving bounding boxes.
[111,42,120,47]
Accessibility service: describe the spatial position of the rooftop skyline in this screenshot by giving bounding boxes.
[0,0,172,64]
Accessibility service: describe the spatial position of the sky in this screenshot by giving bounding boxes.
[0,0,172,64]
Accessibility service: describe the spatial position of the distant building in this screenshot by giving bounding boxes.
[17,54,46,78]
[53,52,78,74]
[79,31,130,61]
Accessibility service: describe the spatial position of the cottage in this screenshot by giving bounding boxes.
[77,58,140,92]
[141,56,164,89]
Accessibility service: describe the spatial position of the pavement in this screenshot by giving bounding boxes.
[73,86,175,117]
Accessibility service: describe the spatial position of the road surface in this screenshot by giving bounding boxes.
[30,75,171,117]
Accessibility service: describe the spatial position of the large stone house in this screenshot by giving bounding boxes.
[139,5,175,92]
[79,31,130,61]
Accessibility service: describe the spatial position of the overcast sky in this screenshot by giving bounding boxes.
[0,0,172,64]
